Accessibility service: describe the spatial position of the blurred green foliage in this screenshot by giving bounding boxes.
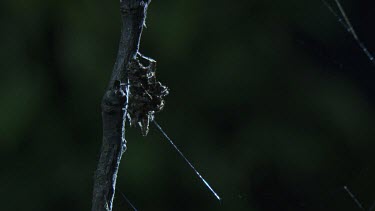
[1,0,375,210]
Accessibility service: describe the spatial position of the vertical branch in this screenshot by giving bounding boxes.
[92,1,150,211]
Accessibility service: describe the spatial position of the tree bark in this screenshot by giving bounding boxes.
[92,1,150,211]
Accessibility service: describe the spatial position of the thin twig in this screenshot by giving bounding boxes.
[91,1,151,211]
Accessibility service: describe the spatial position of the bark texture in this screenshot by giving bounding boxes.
[92,1,150,211]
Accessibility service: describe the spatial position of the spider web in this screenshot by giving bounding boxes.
[320,1,375,210]
[116,1,375,210]
[321,0,374,66]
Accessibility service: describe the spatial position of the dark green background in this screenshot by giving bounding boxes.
[1,0,375,210]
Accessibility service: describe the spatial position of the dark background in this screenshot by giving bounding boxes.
[1,0,375,210]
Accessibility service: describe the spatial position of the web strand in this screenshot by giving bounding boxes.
[322,0,375,65]
[153,121,222,201]
[369,199,375,211]
[120,191,138,211]
[321,0,349,29]
[121,79,130,142]
[343,186,365,211]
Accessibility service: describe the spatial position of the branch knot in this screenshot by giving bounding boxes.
[101,80,127,114]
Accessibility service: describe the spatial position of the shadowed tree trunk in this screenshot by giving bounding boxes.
[91,1,151,211]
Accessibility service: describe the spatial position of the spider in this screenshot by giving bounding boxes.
[122,52,169,136]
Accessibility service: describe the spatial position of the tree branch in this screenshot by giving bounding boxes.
[92,1,150,211]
